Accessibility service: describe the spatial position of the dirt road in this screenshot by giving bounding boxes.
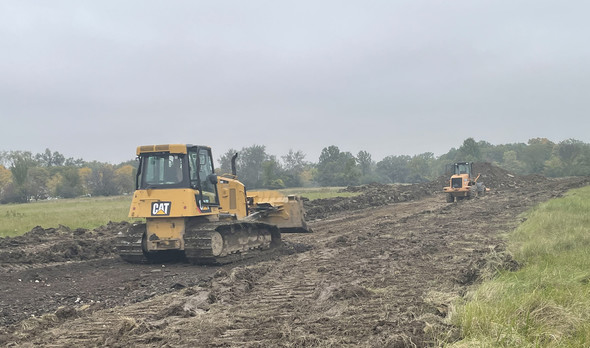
[0,167,587,347]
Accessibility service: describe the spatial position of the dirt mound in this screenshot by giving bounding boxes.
[304,182,439,220]
[434,162,551,192]
[472,162,549,190]
[303,163,564,221]
[0,222,128,265]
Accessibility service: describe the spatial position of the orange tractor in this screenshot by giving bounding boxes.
[443,162,487,202]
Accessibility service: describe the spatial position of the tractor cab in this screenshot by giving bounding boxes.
[453,162,472,177]
[450,162,474,187]
[444,162,475,189]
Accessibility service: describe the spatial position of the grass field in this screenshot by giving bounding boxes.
[448,185,590,347]
[0,187,358,237]
[0,195,139,237]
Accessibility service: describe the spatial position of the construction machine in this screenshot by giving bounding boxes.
[443,162,487,202]
[116,144,311,265]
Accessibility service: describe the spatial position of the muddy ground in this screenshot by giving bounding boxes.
[0,164,588,347]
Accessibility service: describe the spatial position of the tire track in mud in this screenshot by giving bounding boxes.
[21,292,184,347]
[8,198,447,347]
[4,176,589,347]
[163,197,453,347]
[162,190,560,347]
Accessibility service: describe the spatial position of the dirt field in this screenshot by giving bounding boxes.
[1,164,588,347]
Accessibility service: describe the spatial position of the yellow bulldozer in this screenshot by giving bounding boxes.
[443,162,487,202]
[116,144,311,264]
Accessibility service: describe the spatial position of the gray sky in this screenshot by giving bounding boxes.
[1,1,589,164]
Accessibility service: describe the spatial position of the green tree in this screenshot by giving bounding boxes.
[376,155,411,183]
[46,173,62,198]
[9,151,36,187]
[56,166,83,198]
[115,165,136,194]
[25,167,50,201]
[0,165,13,203]
[408,152,435,182]
[502,150,526,175]
[8,151,36,202]
[35,148,65,167]
[476,140,498,163]
[458,138,481,162]
[236,145,269,188]
[572,146,590,176]
[261,157,285,189]
[87,164,117,196]
[64,157,85,167]
[78,167,92,195]
[357,150,381,184]
[356,151,373,177]
[339,151,360,186]
[543,155,563,177]
[316,146,360,186]
[217,149,239,175]
[316,146,341,186]
[556,139,584,171]
[0,151,9,167]
[521,138,553,174]
[281,149,307,187]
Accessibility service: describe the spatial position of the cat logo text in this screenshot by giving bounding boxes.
[151,202,171,216]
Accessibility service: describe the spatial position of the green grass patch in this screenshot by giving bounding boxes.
[279,187,362,200]
[0,187,360,237]
[0,195,139,237]
[448,185,590,347]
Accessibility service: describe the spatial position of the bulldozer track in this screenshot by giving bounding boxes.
[114,223,147,263]
[115,220,281,265]
[183,221,280,264]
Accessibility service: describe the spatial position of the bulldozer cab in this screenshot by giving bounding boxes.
[136,145,220,207]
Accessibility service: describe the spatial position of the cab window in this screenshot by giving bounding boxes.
[188,148,218,205]
[457,164,470,175]
[140,154,184,187]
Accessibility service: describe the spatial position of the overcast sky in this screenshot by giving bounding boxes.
[1,1,589,164]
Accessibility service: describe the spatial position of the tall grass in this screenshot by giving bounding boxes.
[448,186,590,347]
[0,196,138,237]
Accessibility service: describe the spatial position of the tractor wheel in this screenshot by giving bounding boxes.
[476,182,486,196]
[446,193,454,203]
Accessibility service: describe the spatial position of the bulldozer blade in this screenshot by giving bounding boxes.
[247,190,311,233]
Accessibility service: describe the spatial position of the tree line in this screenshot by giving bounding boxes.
[220,138,590,189]
[0,149,135,203]
[1,137,589,203]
